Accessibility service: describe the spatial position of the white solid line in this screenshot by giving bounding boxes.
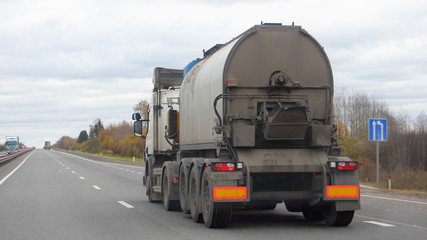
[0,151,35,186]
[118,201,134,208]
[79,176,85,180]
[56,151,145,169]
[362,194,427,205]
[93,185,101,190]
[364,221,394,227]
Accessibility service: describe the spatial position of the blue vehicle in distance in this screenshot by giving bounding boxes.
[5,136,19,154]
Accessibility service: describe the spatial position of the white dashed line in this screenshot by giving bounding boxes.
[364,221,395,227]
[118,201,134,208]
[362,194,427,205]
[79,176,85,180]
[92,185,101,190]
[71,171,76,174]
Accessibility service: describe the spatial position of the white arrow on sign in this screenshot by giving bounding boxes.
[372,120,377,141]
[377,120,384,141]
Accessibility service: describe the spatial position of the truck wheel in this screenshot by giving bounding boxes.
[302,208,323,221]
[323,207,354,226]
[162,173,181,211]
[189,168,203,223]
[285,202,303,212]
[201,170,232,228]
[245,201,277,210]
[179,166,190,214]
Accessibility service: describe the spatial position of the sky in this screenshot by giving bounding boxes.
[1,0,426,148]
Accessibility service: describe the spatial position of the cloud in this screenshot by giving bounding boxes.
[1,0,427,147]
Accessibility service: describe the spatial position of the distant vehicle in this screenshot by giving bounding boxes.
[5,136,19,154]
[43,141,51,150]
[132,23,360,228]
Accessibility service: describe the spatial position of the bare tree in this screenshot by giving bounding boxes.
[133,100,149,119]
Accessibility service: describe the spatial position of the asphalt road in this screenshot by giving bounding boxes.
[0,149,426,240]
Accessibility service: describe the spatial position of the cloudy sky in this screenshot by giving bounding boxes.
[1,0,426,148]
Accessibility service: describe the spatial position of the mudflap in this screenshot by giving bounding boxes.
[325,167,361,211]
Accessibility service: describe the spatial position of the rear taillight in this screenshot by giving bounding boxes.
[214,163,236,171]
[329,161,358,170]
[211,162,243,172]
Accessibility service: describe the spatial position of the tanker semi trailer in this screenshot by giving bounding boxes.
[132,23,360,228]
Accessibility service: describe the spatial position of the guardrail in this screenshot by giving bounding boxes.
[0,147,35,164]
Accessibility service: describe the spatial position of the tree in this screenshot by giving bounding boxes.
[77,130,89,143]
[89,118,104,138]
[133,100,149,119]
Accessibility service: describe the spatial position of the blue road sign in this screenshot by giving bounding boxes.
[368,119,388,141]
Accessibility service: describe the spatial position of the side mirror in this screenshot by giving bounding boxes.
[134,119,149,139]
[132,113,142,121]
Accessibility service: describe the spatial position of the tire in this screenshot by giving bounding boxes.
[189,168,203,223]
[323,207,355,226]
[302,208,323,221]
[285,202,303,212]
[245,201,277,210]
[179,166,190,214]
[163,173,181,211]
[201,170,232,228]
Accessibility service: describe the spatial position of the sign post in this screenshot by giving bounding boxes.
[368,119,388,188]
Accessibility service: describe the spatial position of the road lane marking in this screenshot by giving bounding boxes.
[0,151,35,186]
[118,201,134,208]
[362,194,427,205]
[356,215,427,230]
[93,185,101,190]
[364,221,394,227]
[79,176,85,180]
[71,171,76,174]
[57,151,144,169]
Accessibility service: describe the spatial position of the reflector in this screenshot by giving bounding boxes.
[213,187,248,200]
[326,185,359,198]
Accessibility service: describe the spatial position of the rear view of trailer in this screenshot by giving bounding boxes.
[179,24,360,227]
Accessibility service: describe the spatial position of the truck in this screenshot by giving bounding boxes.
[132,23,360,228]
[44,141,51,150]
[5,136,19,154]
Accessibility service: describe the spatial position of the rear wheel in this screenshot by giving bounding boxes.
[162,173,181,211]
[302,208,323,221]
[323,206,355,226]
[179,166,190,214]
[201,170,232,228]
[189,168,203,223]
[245,200,277,210]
